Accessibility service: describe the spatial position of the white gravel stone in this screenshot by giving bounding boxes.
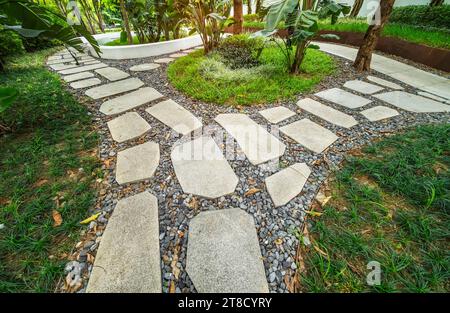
[86,192,161,293]
[63,72,94,82]
[95,67,130,81]
[360,106,400,122]
[154,58,174,63]
[366,76,403,90]
[116,142,160,185]
[107,112,151,143]
[297,98,357,128]
[266,163,311,207]
[70,78,101,89]
[343,80,384,94]
[100,87,164,115]
[315,87,372,109]
[129,63,160,71]
[374,91,450,113]
[59,62,108,75]
[259,106,296,124]
[186,208,269,293]
[85,78,144,99]
[280,118,338,153]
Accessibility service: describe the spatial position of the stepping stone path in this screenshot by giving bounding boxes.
[70,78,101,89]
[186,209,269,293]
[59,63,108,75]
[361,106,400,122]
[85,77,144,99]
[266,163,311,207]
[417,91,449,103]
[154,58,174,63]
[63,72,94,82]
[50,63,77,71]
[280,118,338,154]
[145,99,202,136]
[100,87,163,115]
[366,75,403,90]
[215,113,286,165]
[315,87,372,109]
[107,112,151,143]
[259,106,296,124]
[343,80,384,94]
[297,98,357,129]
[169,53,187,58]
[95,67,130,81]
[374,91,450,113]
[171,136,238,199]
[86,192,161,293]
[129,63,160,72]
[116,142,160,185]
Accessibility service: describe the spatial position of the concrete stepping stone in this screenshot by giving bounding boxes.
[70,78,101,89]
[215,113,286,165]
[154,57,174,63]
[100,87,164,115]
[343,80,384,94]
[86,192,161,293]
[315,87,372,109]
[374,91,450,113]
[47,55,61,61]
[266,163,311,207]
[360,106,400,122]
[169,53,188,58]
[59,62,108,75]
[171,136,238,199]
[129,63,160,72]
[280,118,338,153]
[81,60,101,65]
[297,98,357,129]
[85,77,144,99]
[107,112,151,143]
[50,63,78,71]
[186,208,269,293]
[63,72,94,83]
[367,75,403,90]
[259,106,296,124]
[183,49,195,53]
[145,99,202,136]
[417,91,448,103]
[116,141,160,185]
[47,58,75,65]
[95,67,130,81]
[419,82,450,101]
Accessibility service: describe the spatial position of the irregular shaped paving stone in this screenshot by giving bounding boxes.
[266,163,311,207]
[129,63,160,72]
[374,91,450,113]
[360,106,400,122]
[70,78,101,89]
[186,208,269,293]
[315,87,372,109]
[343,80,384,94]
[85,77,144,99]
[297,98,357,129]
[258,106,296,124]
[145,99,202,136]
[50,63,77,71]
[107,112,151,143]
[116,141,160,185]
[63,71,94,82]
[417,91,448,103]
[154,57,174,63]
[47,55,61,61]
[169,53,187,58]
[419,82,450,101]
[215,113,286,165]
[86,192,161,293]
[280,118,338,153]
[59,62,108,75]
[100,87,164,115]
[366,75,403,90]
[171,136,238,199]
[95,67,130,81]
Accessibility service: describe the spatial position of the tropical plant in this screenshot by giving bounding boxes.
[233,0,243,34]
[253,0,350,74]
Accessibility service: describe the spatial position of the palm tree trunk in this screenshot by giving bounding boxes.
[353,0,395,72]
[350,0,364,18]
[119,0,132,45]
[247,0,252,14]
[290,41,307,74]
[233,0,243,34]
[430,0,444,6]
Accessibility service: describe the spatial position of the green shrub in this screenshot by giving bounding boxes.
[389,5,450,30]
[217,34,265,69]
[0,28,25,69]
[22,37,59,52]
[244,14,260,22]
[120,30,127,43]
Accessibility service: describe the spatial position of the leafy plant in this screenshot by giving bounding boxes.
[389,4,450,30]
[217,33,265,68]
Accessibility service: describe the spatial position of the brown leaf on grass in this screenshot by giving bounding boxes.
[245,188,261,197]
[315,191,332,207]
[305,210,323,217]
[52,210,63,227]
[34,179,48,187]
[313,245,328,257]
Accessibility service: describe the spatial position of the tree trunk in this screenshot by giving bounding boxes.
[353,0,395,72]
[290,41,308,74]
[247,0,252,14]
[119,0,133,45]
[233,0,243,34]
[350,0,364,18]
[430,0,444,6]
[255,0,261,14]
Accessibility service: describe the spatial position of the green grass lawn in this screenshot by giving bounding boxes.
[104,35,147,46]
[297,124,450,292]
[0,49,101,292]
[167,47,335,106]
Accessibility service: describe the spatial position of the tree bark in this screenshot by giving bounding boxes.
[247,0,252,14]
[290,41,307,74]
[119,0,132,44]
[353,0,395,72]
[255,0,261,14]
[233,0,243,34]
[350,0,364,18]
[430,0,444,6]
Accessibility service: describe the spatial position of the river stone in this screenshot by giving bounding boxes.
[280,118,338,153]
[266,163,311,207]
[259,106,296,124]
[95,67,130,81]
[100,87,164,115]
[315,87,372,109]
[297,98,357,128]
[366,76,403,90]
[63,72,95,82]
[86,192,161,293]
[186,208,269,293]
[360,106,400,122]
[171,136,238,199]
[70,78,101,89]
[116,142,160,185]
[374,91,450,113]
[107,112,151,143]
[59,62,108,75]
[343,80,384,94]
[129,63,160,71]
[85,78,144,99]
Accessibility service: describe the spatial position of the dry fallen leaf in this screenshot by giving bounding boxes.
[34,179,48,187]
[313,245,328,257]
[52,210,63,227]
[305,210,323,217]
[169,281,176,293]
[274,238,283,245]
[245,188,261,197]
[80,212,100,225]
[315,191,332,207]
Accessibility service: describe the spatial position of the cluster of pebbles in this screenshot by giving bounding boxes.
[57,47,450,293]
